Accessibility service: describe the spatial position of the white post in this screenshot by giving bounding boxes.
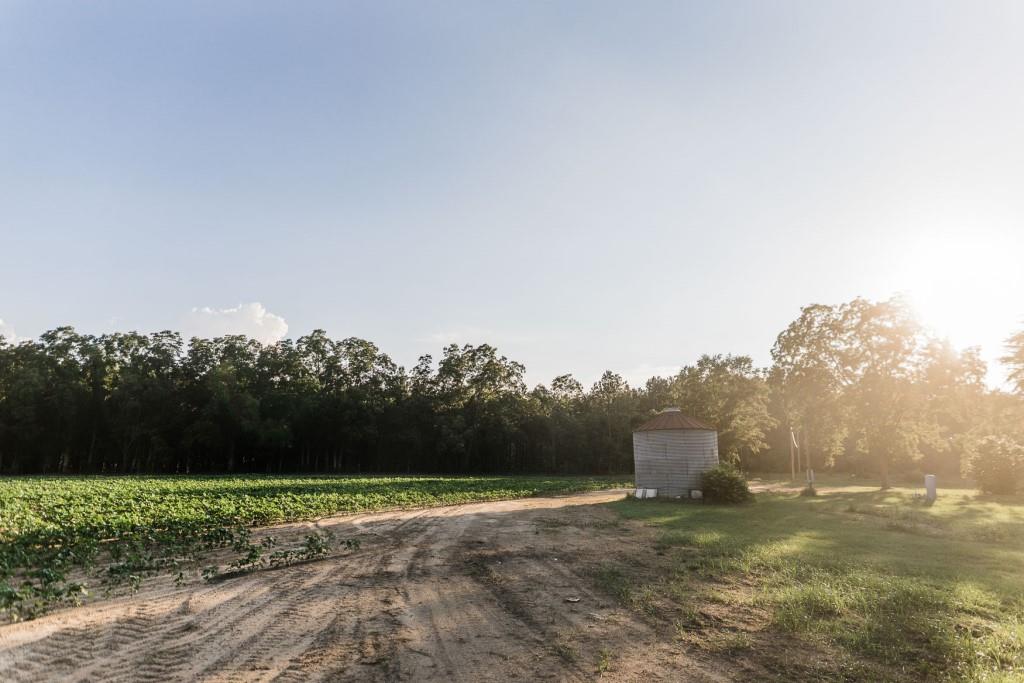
[925,474,937,502]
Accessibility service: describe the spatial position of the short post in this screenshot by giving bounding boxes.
[801,468,816,496]
[925,474,937,502]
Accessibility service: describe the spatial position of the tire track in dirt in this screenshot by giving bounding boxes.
[0,490,736,682]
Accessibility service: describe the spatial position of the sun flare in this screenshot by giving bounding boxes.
[899,233,1020,354]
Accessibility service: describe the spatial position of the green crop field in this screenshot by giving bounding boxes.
[602,478,1024,681]
[0,474,631,621]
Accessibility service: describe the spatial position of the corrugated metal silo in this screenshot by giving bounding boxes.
[632,407,719,497]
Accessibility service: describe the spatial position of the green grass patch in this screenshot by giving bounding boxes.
[612,484,1024,681]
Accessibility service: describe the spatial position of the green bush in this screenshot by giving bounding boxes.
[971,436,1024,495]
[701,464,752,503]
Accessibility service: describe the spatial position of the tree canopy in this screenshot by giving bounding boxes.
[0,297,1020,479]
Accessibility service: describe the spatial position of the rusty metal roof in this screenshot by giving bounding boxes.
[634,408,714,432]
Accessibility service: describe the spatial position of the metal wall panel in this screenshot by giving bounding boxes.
[632,430,719,497]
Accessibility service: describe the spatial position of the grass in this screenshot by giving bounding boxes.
[0,474,631,621]
[609,479,1024,681]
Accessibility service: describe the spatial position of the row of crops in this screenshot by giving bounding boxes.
[0,474,630,621]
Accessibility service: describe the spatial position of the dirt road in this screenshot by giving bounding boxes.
[0,491,734,682]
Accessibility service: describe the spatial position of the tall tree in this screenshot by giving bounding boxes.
[917,341,987,476]
[772,297,931,487]
[770,303,849,471]
[585,372,636,474]
[1004,327,1024,395]
[839,298,925,488]
[670,355,774,465]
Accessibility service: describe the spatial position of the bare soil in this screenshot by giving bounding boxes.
[1,491,777,682]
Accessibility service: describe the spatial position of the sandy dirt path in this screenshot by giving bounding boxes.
[0,490,733,682]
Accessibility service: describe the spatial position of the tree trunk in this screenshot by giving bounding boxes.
[804,425,812,473]
[87,427,98,473]
[789,426,795,481]
[879,448,890,489]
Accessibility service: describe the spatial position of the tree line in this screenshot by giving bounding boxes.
[1,296,1022,482]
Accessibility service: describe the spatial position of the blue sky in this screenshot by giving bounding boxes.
[2,1,1022,387]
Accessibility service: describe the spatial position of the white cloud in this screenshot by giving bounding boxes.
[0,319,21,344]
[183,303,288,344]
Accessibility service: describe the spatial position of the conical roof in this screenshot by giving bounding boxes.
[634,407,714,432]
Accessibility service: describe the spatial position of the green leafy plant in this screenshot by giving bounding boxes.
[700,465,752,504]
[970,436,1023,495]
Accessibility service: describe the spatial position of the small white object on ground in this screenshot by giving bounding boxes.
[690,490,703,500]
[925,474,937,502]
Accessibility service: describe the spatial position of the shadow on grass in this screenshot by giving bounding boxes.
[608,490,1024,680]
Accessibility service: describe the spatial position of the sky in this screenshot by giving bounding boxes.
[1,1,1023,388]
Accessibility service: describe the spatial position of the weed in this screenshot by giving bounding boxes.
[700,631,753,653]
[673,605,703,634]
[551,639,577,662]
[631,585,659,616]
[592,565,632,604]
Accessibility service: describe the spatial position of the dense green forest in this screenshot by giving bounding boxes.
[1,296,1022,481]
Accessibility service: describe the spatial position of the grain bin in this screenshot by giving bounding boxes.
[632,408,719,497]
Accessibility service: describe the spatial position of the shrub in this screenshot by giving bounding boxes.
[701,465,752,504]
[970,436,1024,495]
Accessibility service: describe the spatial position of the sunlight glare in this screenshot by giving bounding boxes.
[897,230,1022,385]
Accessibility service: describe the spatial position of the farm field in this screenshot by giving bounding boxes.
[1,477,1022,681]
[0,474,631,621]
